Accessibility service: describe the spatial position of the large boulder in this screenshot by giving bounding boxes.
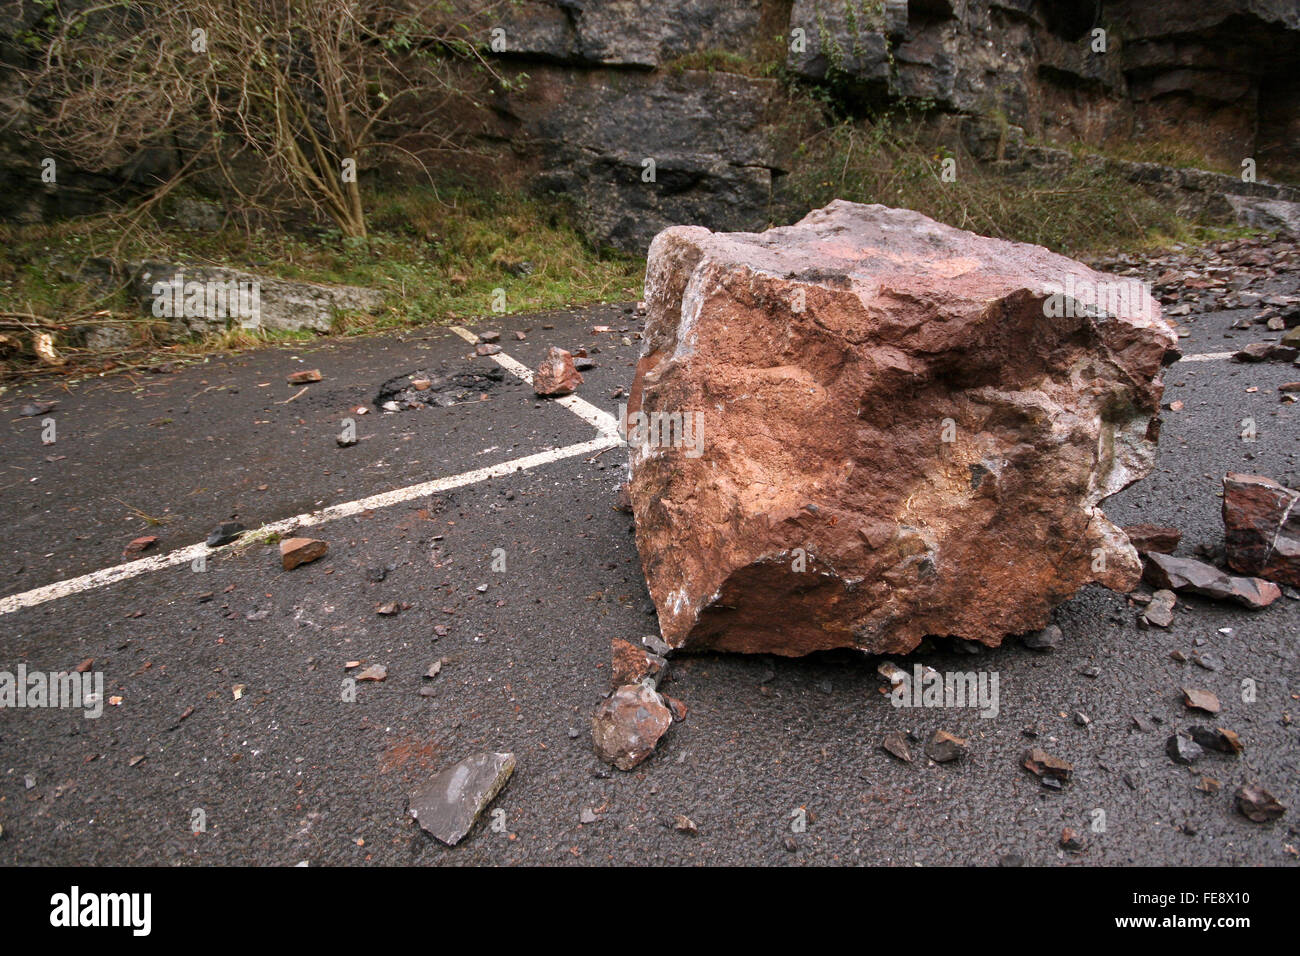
[625,200,1176,656]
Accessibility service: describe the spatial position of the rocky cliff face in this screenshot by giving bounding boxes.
[3,0,1298,246]
[475,0,1300,250]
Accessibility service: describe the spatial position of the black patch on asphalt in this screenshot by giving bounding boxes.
[374,364,506,411]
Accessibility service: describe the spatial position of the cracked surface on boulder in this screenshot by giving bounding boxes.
[626,200,1177,656]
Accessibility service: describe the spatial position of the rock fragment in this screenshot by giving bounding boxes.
[1022,748,1072,783]
[1021,625,1063,651]
[280,537,327,570]
[1182,687,1221,714]
[1235,784,1286,823]
[924,730,968,764]
[1060,828,1086,852]
[1189,725,1243,754]
[1166,733,1204,765]
[1143,552,1281,609]
[286,369,322,384]
[591,683,672,770]
[1123,524,1181,554]
[1141,589,1176,628]
[206,522,245,547]
[881,731,913,763]
[609,637,667,688]
[123,536,158,556]
[534,347,583,397]
[1222,473,1300,588]
[408,752,516,845]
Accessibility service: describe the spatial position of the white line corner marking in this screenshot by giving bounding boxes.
[1,328,625,616]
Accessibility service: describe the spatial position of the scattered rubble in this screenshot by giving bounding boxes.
[1166,733,1204,765]
[1140,590,1177,628]
[1235,784,1286,823]
[1022,748,1072,783]
[408,752,516,845]
[280,537,327,570]
[627,201,1175,655]
[1020,625,1063,651]
[1182,687,1221,715]
[1189,726,1243,755]
[286,368,322,384]
[1222,474,1299,588]
[924,730,968,764]
[1060,828,1086,852]
[881,731,913,763]
[1122,524,1181,555]
[206,522,245,548]
[534,347,583,397]
[122,536,158,556]
[374,365,504,411]
[609,637,667,688]
[591,683,672,770]
[1143,552,1281,609]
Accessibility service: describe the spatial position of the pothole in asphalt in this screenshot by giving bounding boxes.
[374,364,506,411]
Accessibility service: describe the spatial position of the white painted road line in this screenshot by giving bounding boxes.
[0,434,620,617]
[450,325,621,435]
[1179,351,1237,362]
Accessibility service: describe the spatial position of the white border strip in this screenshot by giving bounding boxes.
[0,434,619,616]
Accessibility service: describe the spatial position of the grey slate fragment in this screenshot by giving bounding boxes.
[409,751,516,845]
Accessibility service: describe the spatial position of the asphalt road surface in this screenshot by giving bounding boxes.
[0,290,1296,866]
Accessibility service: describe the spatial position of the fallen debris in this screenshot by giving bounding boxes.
[534,347,583,397]
[1222,473,1299,588]
[1122,524,1181,555]
[280,537,327,570]
[122,536,158,556]
[1060,828,1086,852]
[591,683,672,770]
[1023,748,1073,783]
[609,637,667,689]
[206,522,245,548]
[881,731,913,763]
[408,752,516,845]
[1021,624,1063,651]
[1189,725,1243,754]
[1182,687,1221,714]
[1235,784,1286,823]
[1166,733,1204,765]
[627,201,1174,655]
[924,730,968,764]
[1143,552,1281,609]
[1140,589,1176,628]
[374,365,504,411]
[355,664,387,682]
[1232,342,1298,363]
[286,369,322,384]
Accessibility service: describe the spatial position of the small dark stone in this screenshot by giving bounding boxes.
[1165,733,1204,765]
[925,730,968,763]
[206,522,245,548]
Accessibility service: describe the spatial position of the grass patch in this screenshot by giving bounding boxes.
[0,186,643,381]
[782,114,1251,256]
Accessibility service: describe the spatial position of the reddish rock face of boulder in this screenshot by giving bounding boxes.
[1222,473,1300,588]
[626,201,1176,656]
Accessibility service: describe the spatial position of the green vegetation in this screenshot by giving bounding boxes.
[0,185,643,377]
[782,113,1253,256]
